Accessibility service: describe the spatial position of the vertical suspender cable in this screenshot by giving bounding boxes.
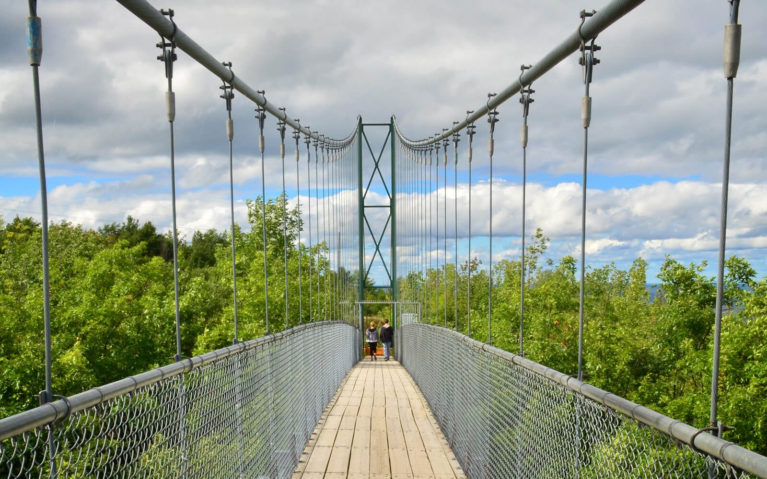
[453,127,460,331]
[424,149,428,320]
[466,116,476,338]
[156,10,182,359]
[434,141,447,327]
[577,10,599,382]
[294,124,303,324]
[429,147,434,323]
[314,138,321,320]
[443,135,449,330]
[277,111,289,330]
[519,65,534,357]
[220,62,239,342]
[424,148,431,316]
[487,94,499,345]
[256,98,270,334]
[333,150,339,320]
[322,141,329,320]
[306,134,313,322]
[26,3,57,475]
[220,62,239,479]
[711,0,741,439]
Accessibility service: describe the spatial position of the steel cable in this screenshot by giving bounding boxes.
[278,111,289,330]
[256,98,270,334]
[519,64,534,357]
[294,124,303,324]
[487,93,499,345]
[220,62,239,342]
[710,0,741,441]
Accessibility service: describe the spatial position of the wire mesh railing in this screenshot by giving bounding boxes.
[399,322,767,479]
[0,321,359,479]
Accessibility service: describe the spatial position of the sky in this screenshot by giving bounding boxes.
[1,0,766,286]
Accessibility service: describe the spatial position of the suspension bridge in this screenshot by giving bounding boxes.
[2,0,767,477]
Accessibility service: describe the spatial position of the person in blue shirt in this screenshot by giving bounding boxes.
[380,319,394,361]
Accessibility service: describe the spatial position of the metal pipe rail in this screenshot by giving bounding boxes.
[0,321,355,441]
[115,0,356,148]
[395,0,646,147]
[400,323,767,478]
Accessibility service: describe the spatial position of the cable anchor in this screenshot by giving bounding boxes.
[519,65,535,148]
[466,110,476,163]
[578,10,600,129]
[293,119,302,162]
[219,62,235,140]
[155,9,178,122]
[442,128,450,165]
[487,93,499,157]
[156,9,177,78]
[452,121,461,164]
[255,90,266,153]
[277,107,287,159]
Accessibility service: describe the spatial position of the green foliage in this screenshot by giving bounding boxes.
[399,227,767,455]
[0,203,348,418]
[2,211,766,456]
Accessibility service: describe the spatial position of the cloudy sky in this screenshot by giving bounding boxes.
[1,0,766,285]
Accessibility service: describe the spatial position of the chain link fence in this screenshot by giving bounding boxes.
[0,321,360,479]
[400,323,767,479]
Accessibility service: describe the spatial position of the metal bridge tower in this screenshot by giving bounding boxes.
[357,118,397,322]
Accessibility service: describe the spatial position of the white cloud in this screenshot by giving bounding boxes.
[2,0,767,283]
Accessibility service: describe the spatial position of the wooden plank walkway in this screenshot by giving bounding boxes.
[293,359,466,479]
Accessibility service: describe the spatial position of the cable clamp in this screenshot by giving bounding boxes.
[40,391,73,423]
[690,423,735,455]
[487,93,499,159]
[578,10,600,85]
[220,62,235,112]
[160,8,177,42]
[518,64,532,88]
[293,119,302,161]
[155,10,178,80]
[519,65,535,118]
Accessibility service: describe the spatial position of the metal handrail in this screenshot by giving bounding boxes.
[406,323,767,477]
[0,321,349,441]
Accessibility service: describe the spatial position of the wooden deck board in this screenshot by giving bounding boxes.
[294,359,465,478]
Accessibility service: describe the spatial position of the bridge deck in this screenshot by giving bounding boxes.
[293,359,466,479]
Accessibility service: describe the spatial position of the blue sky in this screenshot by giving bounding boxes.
[2,0,767,287]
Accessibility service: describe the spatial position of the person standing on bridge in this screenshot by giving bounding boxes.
[366,322,379,361]
[380,319,394,361]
